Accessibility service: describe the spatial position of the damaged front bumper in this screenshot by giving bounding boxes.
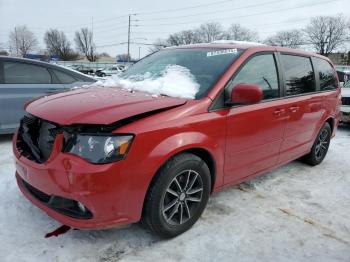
[13,130,148,230]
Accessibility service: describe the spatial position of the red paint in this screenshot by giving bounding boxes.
[14,43,341,230]
[231,83,263,104]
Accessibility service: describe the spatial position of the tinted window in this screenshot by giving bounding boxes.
[53,70,77,84]
[230,54,279,100]
[281,55,315,96]
[314,58,337,91]
[4,61,51,84]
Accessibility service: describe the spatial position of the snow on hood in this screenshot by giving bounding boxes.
[94,65,200,99]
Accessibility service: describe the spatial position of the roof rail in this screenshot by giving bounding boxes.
[211,40,266,46]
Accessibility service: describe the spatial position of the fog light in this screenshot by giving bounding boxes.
[77,201,86,213]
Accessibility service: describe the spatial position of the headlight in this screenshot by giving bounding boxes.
[63,134,134,164]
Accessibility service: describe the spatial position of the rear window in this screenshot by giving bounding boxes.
[281,55,315,96]
[53,70,77,84]
[314,58,337,91]
[4,61,52,84]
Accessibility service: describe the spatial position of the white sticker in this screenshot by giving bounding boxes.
[207,48,238,57]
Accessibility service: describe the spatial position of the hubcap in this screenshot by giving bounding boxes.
[315,129,329,160]
[162,170,203,225]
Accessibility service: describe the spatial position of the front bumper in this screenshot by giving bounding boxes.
[340,106,350,123]
[13,132,150,230]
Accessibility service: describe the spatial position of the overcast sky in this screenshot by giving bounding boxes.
[0,0,349,59]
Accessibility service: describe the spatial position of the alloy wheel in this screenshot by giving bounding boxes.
[162,170,203,225]
[315,128,329,160]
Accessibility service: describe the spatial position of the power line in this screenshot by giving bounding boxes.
[25,0,234,31]
[136,0,283,22]
[135,0,234,16]
[138,0,340,27]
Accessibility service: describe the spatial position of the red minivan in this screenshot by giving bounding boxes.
[13,42,341,238]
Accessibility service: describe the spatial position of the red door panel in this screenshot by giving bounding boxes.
[224,100,287,184]
[278,93,325,163]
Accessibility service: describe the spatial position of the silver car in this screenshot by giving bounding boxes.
[341,80,350,124]
[0,56,96,134]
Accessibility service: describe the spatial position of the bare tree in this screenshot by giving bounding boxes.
[149,39,168,53]
[74,28,97,62]
[8,26,38,57]
[223,23,258,42]
[304,15,349,56]
[197,22,223,42]
[264,29,304,48]
[167,30,201,46]
[44,29,78,60]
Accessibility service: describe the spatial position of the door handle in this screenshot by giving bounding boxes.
[273,108,286,116]
[289,106,300,113]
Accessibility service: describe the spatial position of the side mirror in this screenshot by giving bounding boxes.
[230,83,263,105]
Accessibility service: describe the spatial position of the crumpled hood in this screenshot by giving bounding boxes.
[26,87,187,125]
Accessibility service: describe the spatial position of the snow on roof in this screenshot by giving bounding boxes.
[211,40,266,46]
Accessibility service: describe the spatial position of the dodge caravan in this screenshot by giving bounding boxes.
[13,42,341,238]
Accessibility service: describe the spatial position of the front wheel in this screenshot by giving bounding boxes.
[143,153,211,238]
[302,122,331,166]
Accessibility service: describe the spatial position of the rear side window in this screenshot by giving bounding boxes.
[281,55,315,96]
[314,58,337,91]
[4,61,52,84]
[229,54,279,100]
[53,70,77,84]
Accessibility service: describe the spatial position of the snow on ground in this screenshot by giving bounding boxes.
[94,65,200,99]
[0,126,350,262]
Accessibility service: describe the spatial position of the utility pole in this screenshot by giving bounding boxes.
[127,15,131,63]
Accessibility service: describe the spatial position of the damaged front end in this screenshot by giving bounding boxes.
[16,105,177,164]
[17,114,59,164]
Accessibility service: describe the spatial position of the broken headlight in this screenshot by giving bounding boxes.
[63,134,134,164]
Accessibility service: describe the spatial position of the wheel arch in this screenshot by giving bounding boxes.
[141,147,217,221]
[325,117,335,133]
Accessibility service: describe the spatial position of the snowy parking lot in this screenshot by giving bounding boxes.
[0,125,349,262]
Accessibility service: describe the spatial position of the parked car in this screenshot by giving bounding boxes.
[341,80,350,124]
[95,64,125,77]
[68,65,94,75]
[0,56,96,134]
[13,43,340,238]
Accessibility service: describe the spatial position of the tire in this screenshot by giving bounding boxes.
[142,153,211,238]
[302,122,331,166]
[101,73,106,77]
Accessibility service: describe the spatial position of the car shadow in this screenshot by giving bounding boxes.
[0,134,13,143]
[338,123,350,132]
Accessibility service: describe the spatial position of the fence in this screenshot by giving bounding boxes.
[50,61,133,71]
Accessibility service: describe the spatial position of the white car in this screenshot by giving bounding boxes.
[95,65,125,77]
[341,81,350,124]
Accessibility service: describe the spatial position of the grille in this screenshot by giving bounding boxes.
[342,97,350,106]
[17,114,60,163]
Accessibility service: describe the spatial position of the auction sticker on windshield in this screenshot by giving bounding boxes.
[207,49,238,57]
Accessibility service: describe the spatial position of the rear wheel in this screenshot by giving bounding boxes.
[302,122,331,166]
[143,153,211,238]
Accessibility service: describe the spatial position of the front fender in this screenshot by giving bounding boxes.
[140,131,224,190]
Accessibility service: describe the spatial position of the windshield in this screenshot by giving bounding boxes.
[121,48,242,99]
